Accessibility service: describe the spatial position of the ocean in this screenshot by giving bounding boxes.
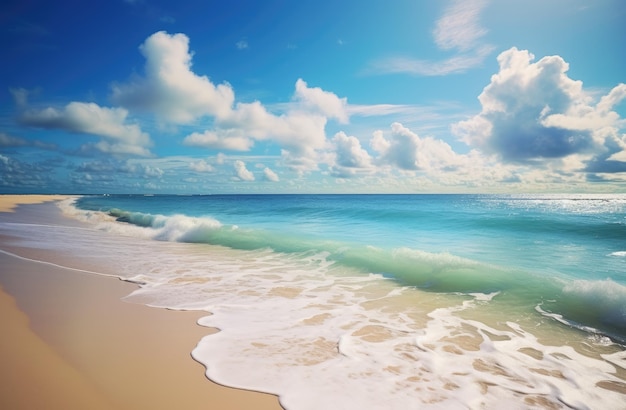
[3,194,626,408]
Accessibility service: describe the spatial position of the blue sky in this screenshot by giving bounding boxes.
[1,0,625,193]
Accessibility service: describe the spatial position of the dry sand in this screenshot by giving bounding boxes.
[0,195,282,410]
[0,194,70,212]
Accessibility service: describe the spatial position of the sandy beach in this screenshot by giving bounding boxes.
[0,195,282,410]
[0,195,70,212]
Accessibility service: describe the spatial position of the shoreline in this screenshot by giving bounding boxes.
[0,194,72,212]
[0,195,282,410]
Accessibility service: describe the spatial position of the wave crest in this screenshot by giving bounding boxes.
[67,201,626,341]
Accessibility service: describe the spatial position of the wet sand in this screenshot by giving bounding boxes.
[0,195,282,410]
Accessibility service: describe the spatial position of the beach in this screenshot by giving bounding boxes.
[0,195,282,410]
[1,193,625,409]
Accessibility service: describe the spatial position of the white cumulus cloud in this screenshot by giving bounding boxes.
[111,31,235,123]
[19,102,152,156]
[263,167,280,182]
[233,160,255,181]
[332,131,372,169]
[327,131,374,178]
[214,98,330,156]
[372,122,460,171]
[109,31,351,173]
[294,79,349,124]
[453,47,626,169]
[182,79,343,172]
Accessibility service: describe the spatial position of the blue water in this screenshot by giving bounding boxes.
[75,193,626,341]
[2,194,625,408]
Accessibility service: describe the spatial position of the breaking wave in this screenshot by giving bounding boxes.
[65,200,626,342]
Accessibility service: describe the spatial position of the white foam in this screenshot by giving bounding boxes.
[59,199,223,243]
[126,247,626,409]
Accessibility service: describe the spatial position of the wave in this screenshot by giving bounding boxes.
[102,208,522,293]
[69,202,626,342]
[108,208,224,242]
[539,279,626,341]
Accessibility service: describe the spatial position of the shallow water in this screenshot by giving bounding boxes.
[1,195,625,409]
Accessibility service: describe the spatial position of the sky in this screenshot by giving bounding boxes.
[1,0,625,194]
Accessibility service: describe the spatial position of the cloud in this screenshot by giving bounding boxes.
[539,83,626,138]
[76,159,163,179]
[0,132,57,150]
[184,79,349,169]
[75,160,119,173]
[9,88,30,108]
[0,133,28,147]
[109,32,352,173]
[263,167,279,182]
[111,31,235,123]
[453,48,626,166]
[183,97,331,163]
[332,132,372,169]
[69,159,166,191]
[279,149,320,176]
[597,84,626,115]
[371,45,494,76]
[294,79,349,124]
[327,132,374,178]
[581,126,626,174]
[18,102,152,156]
[233,160,254,181]
[183,130,254,151]
[236,39,248,50]
[347,104,418,117]
[220,99,330,154]
[370,0,492,76]
[371,122,460,171]
[139,164,164,178]
[182,78,347,173]
[433,0,488,51]
[317,122,530,190]
[0,154,56,189]
[189,159,215,173]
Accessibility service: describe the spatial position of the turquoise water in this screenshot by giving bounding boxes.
[76,194,626,341]
[4,194,624,408]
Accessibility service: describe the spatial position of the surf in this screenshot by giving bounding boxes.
[67,197,626,343]
[3,197,624,409]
